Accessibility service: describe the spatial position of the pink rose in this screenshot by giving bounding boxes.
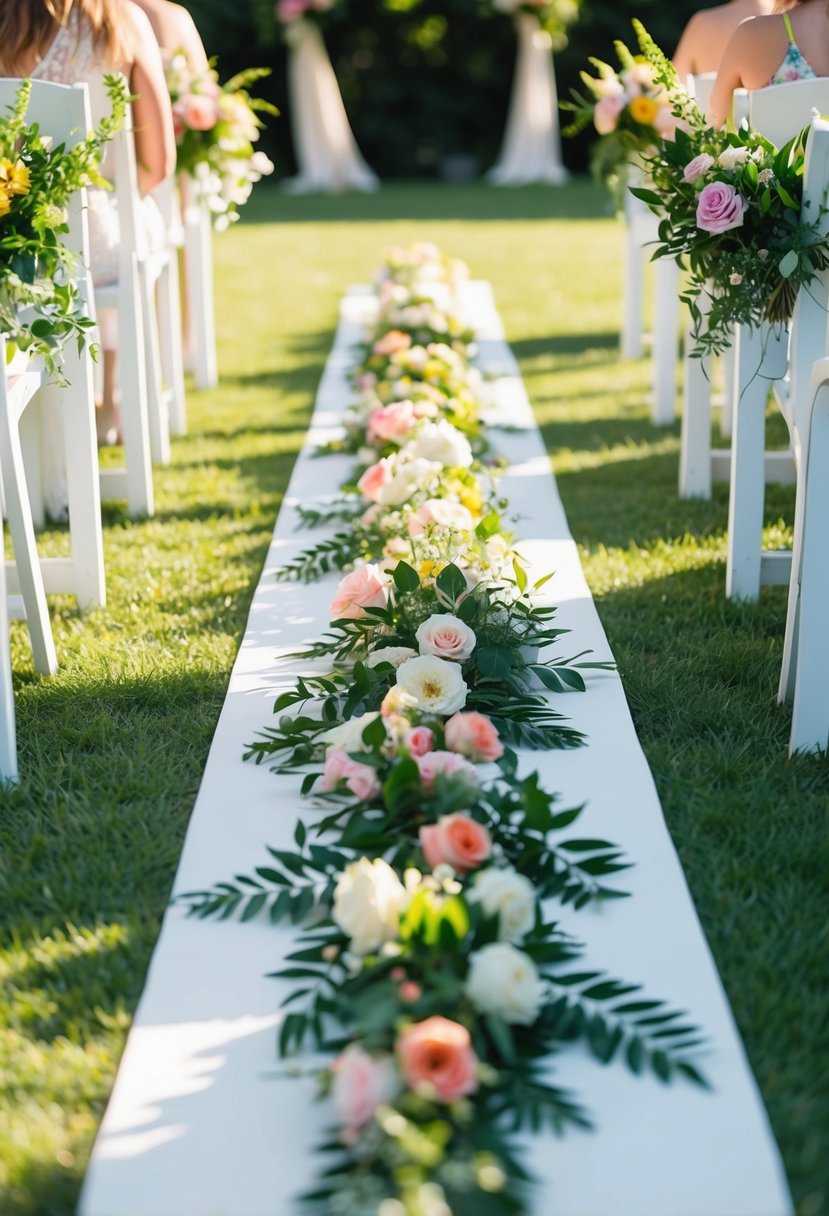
[332,1044,396,1130]
[416,613,476,662]
[696,181,747,235]
[358,372,377,391]
[330,565,389,620]
[373,330,412,357]
[594,92,624,136]
[397,1016,478,1102]
[419,811,490,873]
[444,712,504,762]
[357,459,392,503]
[407,725,435,757]
[182,94,218,131]
[368,400,416,443]
[276,0,308,21]
[683,153,715,184]
[407,499,474,538]
[321,749,381,801]
[416,752,479,795]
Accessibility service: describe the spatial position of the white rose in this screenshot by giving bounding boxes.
[468,868,536,942]
[378,457,440,506]
[365,646,418,669]
[319,712,382,753]
[332,858,407,955]
[404,419,473,469]
[464,942,546,1025]
[717,145,749,171]
[395,654,468,715]
[416,613,477,662]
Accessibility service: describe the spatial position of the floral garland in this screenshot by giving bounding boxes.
[179,244,709,1215]
[488,0,582,44]
[627,22,829,358]
[165,57,276,230]
[275,0,337,32]
[0,76,128,377]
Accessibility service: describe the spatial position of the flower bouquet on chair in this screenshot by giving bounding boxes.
[0,77,127,379]
[561,34,681,200]
[628,22,829,360]
[165,56,277,229]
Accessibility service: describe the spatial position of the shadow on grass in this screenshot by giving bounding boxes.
[510,332,619,362]
[239,178,613,226]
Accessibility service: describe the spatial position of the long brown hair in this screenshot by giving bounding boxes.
[0,0,131,74]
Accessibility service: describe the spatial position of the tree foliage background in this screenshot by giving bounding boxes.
[182,0,703,178]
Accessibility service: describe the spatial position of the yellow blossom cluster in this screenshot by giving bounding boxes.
[0,157,31,218]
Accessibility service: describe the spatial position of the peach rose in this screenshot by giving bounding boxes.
[373,330,412,357]
[330,565,389,620]
[444,712,504,763]
[593,92,624,136]
[182,94,218,131]
[332,1044,396,1130]
[368,400,416,444]
[407,725,435,757]
[321,749,381,801]
[396,1016,478,1102]
[357,459,392,503]
[419,812,491,873]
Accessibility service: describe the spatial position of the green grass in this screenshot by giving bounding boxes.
[1,179,828,1216]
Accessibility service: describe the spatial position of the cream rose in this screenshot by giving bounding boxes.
[378,457,440,507]
[320,712,382,752]
[365,646,418,669]
[395,655,468,715]
[464,942,546,1025]
[416,614,476,662]
[468,867,535,942]
[333,858,407,955]
[717,144,749,171]
[407,499,474,538]
[404,419,473,468]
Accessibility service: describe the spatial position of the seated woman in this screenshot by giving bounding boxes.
[0,0,176,446]
[130,0,209,72]
[708,0,829,127]
[673,0,777,79]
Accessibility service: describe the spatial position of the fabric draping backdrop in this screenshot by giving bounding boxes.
[282,19,379,194]
[488,13,569,186]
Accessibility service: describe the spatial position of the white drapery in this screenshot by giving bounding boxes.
[282,20,379,195]
[488,12,569,186]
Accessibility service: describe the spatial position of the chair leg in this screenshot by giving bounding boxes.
[720,341,735,439]
[140,264,171,466]
[158,256,187,436]
[116,253,155,518]
[19,402,45,530]
[788,399,829,754]
[651,257,680,426]
[680,335,713,499]
[0,395,57,676]
[725,323,781,601]
[621,230,644,361]
[58,343,106,609]
[0,518,18,784]
[185,204,218,390]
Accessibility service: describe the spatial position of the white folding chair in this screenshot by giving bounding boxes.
[725,82,829,599]
[621,169,681,426]
[150,178,187,438]
[0,79,106,634]
[181,172,218,391]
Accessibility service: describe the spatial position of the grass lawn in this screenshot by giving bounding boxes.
[1,179,827,1216]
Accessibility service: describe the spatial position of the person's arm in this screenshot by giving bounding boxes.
[127,3,177,192]
[171,5,210,74]
[672,12,703,82]
[707,21,752,127]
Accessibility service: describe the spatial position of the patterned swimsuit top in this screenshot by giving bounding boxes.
[769,12,818,85]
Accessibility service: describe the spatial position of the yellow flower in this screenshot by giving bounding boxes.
[458,485,483,515]
[628,96,658,127]
[0,157,30,195]
[0,187,11,218]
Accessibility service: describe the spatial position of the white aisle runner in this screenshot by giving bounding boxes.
[80,284,793,1216]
